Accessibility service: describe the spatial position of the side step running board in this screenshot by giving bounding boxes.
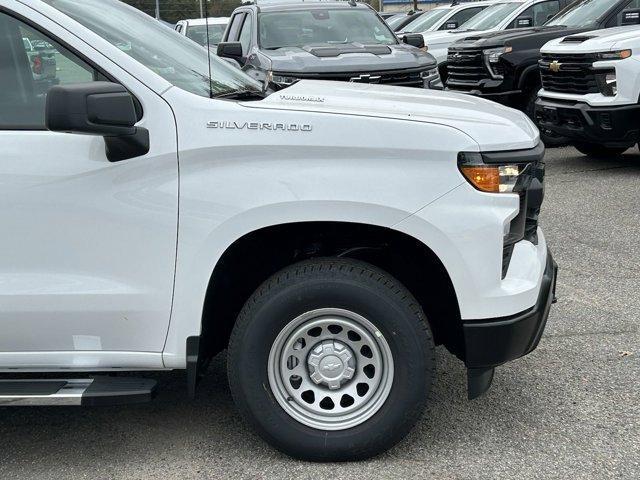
[0,377,157,406]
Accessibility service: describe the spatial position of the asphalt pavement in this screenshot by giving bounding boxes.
[0,146,638,480]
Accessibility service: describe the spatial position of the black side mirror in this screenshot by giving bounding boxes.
[621,9,640,25]
[217,42,244,60]
[402,33,425,49]
[516,16,533,28]
[46,82,149,162]
[445,21,458,30]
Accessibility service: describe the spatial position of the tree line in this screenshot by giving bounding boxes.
[121,0,381,24]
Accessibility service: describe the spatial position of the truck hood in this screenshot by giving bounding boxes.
[247,80,539,151]
[541,25,640,53]
[421,29,493,48]
[454,25,587,50]
[263,43,435,73]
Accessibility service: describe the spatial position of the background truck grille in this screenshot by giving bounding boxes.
[539,53,599,95]
[288,67,427,87]
[446,47,490,89]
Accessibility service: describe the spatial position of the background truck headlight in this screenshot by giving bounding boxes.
[267,71,300,87]
[483,46,512,79]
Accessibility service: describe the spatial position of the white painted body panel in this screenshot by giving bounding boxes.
[1,1,178,366]
[539,26,640,107]
[1,0,547,371]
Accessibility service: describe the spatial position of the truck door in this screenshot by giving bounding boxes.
[0,10,178,368]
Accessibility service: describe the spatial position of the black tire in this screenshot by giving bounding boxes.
[525,88,567,148]
[574,142,630,159]
[227,258,435,461]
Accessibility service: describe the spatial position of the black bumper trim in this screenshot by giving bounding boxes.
[463,249,558,370]
[535,98,640,147]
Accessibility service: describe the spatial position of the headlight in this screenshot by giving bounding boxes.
[420,68,439,80]
[595,49,632,60]
[483,46,512,79]
[458,152,529,194]
[596,71,617,96]
[267,71,300,87]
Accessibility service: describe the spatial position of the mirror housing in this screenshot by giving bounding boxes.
[217,42,244,60]
[402,33,425,49]
[515,16,533,28]
[46,82,149,162]
[621,9,640,25]
[444,21,458,30]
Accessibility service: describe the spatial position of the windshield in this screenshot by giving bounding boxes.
[546,0,614,27]
[403,8,451,33]
[460,2,521,31]
[386,14,408,29]
[258,9,398,49]
[186,24,228,46]
[44,0,261,98]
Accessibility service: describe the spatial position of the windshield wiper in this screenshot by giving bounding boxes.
[213,89,266,100]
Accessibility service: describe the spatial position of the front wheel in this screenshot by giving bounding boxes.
[574,142,631,159]
[227,258,435,461]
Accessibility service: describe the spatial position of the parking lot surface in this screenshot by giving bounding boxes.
[0,146,638,480]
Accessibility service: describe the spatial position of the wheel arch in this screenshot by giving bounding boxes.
[194,220,464,366]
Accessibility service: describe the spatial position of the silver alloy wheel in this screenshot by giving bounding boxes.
[268,308,394,431]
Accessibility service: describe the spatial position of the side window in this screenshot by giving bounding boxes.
[508,1,560,29]
[227,13,246,41]
[0,12,103,130]
[440,7,484,30]
[238,15,253,55]
[616,0,640,25]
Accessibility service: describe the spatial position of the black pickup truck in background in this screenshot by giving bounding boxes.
[444,0,640,145]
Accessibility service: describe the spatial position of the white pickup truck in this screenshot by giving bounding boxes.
[0,0,557,461]
[536,23,640,157]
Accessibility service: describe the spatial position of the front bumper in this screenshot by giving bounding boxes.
[463,249,558,398]
[535,97,640,147]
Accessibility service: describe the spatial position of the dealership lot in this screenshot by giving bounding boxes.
[0,146,638,480]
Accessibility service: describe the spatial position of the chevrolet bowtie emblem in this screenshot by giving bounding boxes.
[350,74,382,83]
[322,363,341,372]
[550,60,562,73]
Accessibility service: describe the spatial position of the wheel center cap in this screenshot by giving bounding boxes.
[318,356,344,378]
[307,340,356,390]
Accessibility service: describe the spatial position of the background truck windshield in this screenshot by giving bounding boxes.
[402,8,451,33]
[546,0,616,27]
[186,25,227,46]
[44,0,261,97]
[461,2,521,30]
[259,9,398,49]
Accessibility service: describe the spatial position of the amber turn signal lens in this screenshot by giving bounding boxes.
[460,166,501,193]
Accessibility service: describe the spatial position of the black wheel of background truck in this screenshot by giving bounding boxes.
[227,257,435,461]
[574,142,631,159]
[525,88,567,148]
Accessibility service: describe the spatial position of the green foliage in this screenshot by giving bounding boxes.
[120,0,244,23]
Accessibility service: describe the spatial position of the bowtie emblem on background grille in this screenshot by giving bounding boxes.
[350,74,382,83]
[550,61,562,73]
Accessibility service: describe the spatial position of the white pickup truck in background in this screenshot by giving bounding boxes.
[536,23,640,157]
